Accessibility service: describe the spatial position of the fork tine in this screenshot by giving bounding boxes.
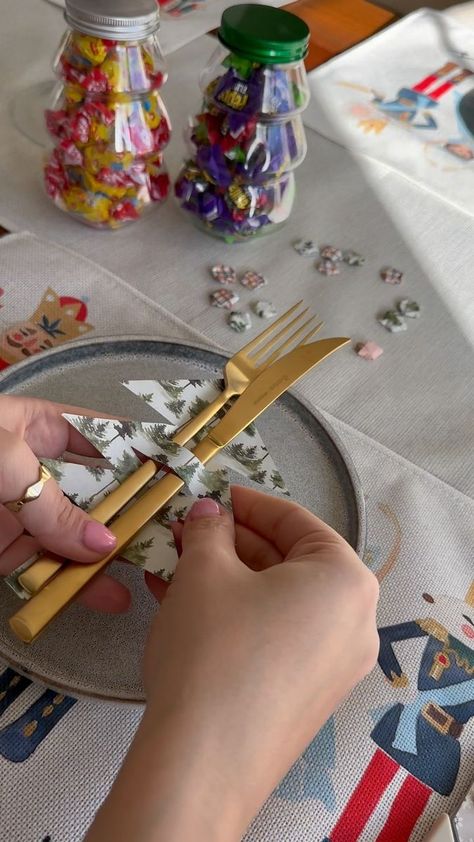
[261,318,323,367]
[251,307,309,362]
[298,320,325,346]
[238,301,304,357]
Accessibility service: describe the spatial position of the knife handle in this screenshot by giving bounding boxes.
[9,436,221,643]
[17,458,159,596]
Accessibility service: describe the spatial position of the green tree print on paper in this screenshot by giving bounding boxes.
[161,381,188,400]
[42,460,64,484]
[154,568,174,582]
[143,425,180,456]
[198,469,228,501]
[164,398,187,418]
[178,462,198,488]
[85,465,107,481]
[139,392,154,404]
[249,468,267,485]
[270,470,289,494]
[187,395,211,419]
[125,538,155,567]
[114,450,139,480]
[73,417,109,452]
[227,443,267,472]
[109,421,136,444]
[152,503,173,527]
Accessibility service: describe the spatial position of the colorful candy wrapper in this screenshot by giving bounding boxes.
[319,245,343,262]
[294,239,318,256]
[253,300,277,318]
[211,264,237,285]
[344,250,365,266]
[398,299,420,318]
[317,259,340,276]
[240,270,267,289]
[379,311,407,332]
[380,267,403,284]
[228,310,252,332]
[356,341,383,360]
[210,289,240,309]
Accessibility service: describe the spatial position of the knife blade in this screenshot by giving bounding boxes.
[9,336,349,643]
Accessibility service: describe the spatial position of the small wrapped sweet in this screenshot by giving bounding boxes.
[43,0,171,229]
[175,4,310,242]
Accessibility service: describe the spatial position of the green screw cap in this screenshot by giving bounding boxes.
[218,4,310,64]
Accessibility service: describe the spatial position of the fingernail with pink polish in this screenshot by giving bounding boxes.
[83,521,117,552]
[188,498,221,520]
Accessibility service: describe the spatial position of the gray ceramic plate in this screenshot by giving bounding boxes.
[0,336,365,703]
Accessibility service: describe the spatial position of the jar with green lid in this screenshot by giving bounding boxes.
[44,0,171,229]
[174,3,310,242]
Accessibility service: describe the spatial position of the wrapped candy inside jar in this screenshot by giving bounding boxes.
[175,4,310,242]
[43,0,171,229]
[175,163,295,241]
[187,104,306,184]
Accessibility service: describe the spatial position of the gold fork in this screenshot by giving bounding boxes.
[17,302,323,597]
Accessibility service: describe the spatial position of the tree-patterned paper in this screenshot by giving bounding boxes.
[6,378,290,596]
[123,378,290,494]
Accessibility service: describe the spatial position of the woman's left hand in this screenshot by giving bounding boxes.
[0,395,130,613]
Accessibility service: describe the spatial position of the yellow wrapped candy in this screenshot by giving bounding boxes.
[62,186,90,214]
[102,56,124,92]
[63,185,112,224]
[83,146,134,175]
[73,34,108,65]
[143,96,161,129]
[89,119,111,143]
[64,84,85,104]
[146,153,163,177]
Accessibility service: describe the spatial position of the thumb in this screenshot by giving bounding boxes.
[180,498,237,568]
[0,427,116,563]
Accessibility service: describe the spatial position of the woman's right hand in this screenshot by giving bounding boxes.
[144,487,379,841]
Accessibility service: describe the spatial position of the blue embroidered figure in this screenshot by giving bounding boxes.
[0,667,77,763]
[444,86,474,160]
[373,62,472,130]
[324,582,474,842]
[276,717,336,810]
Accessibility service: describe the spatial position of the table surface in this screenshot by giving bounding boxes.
[0,0,394,242]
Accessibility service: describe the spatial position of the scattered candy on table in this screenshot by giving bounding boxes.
[319,245,343,262]
[398,299,420,318]
[344,250,365,266]
[379,310,407,332]
[228,311,252,332]
[44,29,171,228]
[210,289,240,309]
[380,267,403,284]
[356,341,384,360]
[253,300,277,318]
[240,270,267,289]
[316,259,341,276]
[211,264,237,285]
[293,239,318,256]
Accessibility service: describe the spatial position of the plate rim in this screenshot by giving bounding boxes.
[0,334,366,704]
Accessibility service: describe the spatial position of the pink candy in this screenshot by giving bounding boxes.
[59,139,84,166]
[356,341,383,361]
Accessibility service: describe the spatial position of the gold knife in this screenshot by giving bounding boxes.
[9,336,349,643]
